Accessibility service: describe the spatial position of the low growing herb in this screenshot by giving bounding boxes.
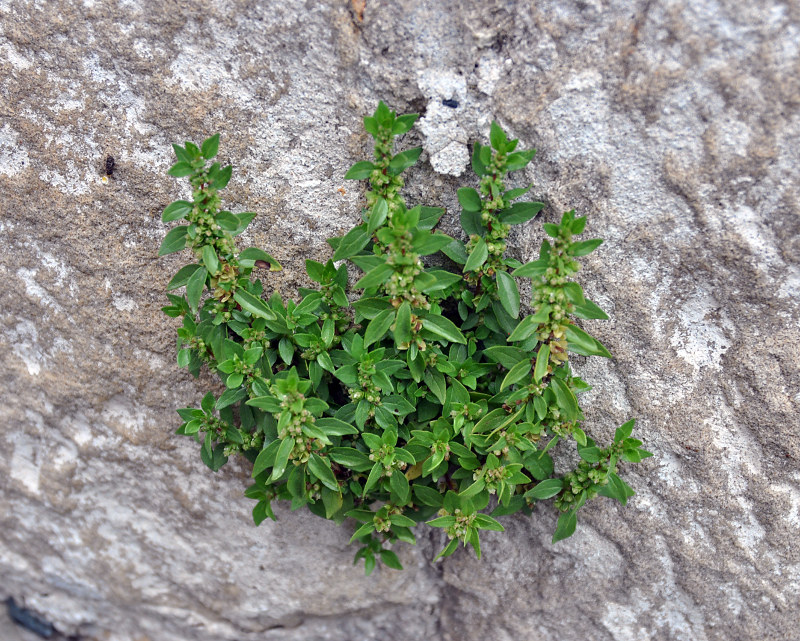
[159,103,651,573]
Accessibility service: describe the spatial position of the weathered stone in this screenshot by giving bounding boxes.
[1,0,798,640]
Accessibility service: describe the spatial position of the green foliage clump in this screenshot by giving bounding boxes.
[159,102,651,573]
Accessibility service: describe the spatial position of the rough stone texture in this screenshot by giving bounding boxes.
[1,0,798,639]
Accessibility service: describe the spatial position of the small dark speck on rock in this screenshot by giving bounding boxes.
[442,99,459,109]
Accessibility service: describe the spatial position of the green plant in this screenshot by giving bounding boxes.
[159,102,651,573]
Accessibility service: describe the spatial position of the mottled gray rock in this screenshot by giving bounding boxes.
[1,1,798,640]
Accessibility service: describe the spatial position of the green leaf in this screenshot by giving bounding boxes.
[414,484,444,507]
[252,439,281,477]
[226,372,243,389]
[294,291,323,315]
[364,309,395,347]
[423,368,446,405]
[614,419,636,443]
[379,549,404,570]
[552,510,578,543]
[214,210,239,231]
[483,346,528,369]
[202,245,219,274]
[316,417,359,436]
[507,306,551,341]
[501,359,531,391]
[177,349,191,368]
[571,216,587,234]
[329,447,372,471]
[490,121,507,150]
[505,149,536,171]
[271,437,294,481]
[184,141,200,158]
[317,351,335,373]
[463,237,488,273]
[499,201,544,225]
[185,266,207,313]
[471,142,486,176]
[211,165,233,190]
[167,161,193,177]
[496,270,520,319]
[355,262,393,290]
[246,395,282,412]
[598,473,635,505]
[201,133,220,159]
[533,344,550,382]
[427,516,456,528]
[158,225,189,256]
[418,206,445,230]
[231,212,255,235]
[252,500,273,526]
[321,486,343,519]
[278,337,294,364]
[565,325,612,358]
[577,444,602,463]
[523,449,554,481]
[388,147,422,174]
[503,184,533,201]
[460,478,486,498]
[512,258,548,278]
[332,225,370,261]
[308,453,340,492]
[421,314,467,344]
[572,299,609,320]
[569,239,603,257]
[543,223,560,237]
[457,187,482,212]
[167,264,204,290]
[172,144,190,163]
[390,471,411,504]
[442,239,469,265]
[349,521,376,544]
[474,514,504,532]
[239,247,281,270]
[394,301,412,348]
[362,463,383,497]
[525,478,563,500]
[162,200,193,222]
[216,387,247,410]
[368,198,388,233]
[434,537,460,562]
[233,289,277,320]
[461,209,483,237]
[345,161,375,180]
[392,113,419,135]
[413,232,455,256]
[551,378,579,422]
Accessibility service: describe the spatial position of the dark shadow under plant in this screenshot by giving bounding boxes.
[159,102,651,573]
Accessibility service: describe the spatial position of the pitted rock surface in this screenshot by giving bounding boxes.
[1,1,798,640]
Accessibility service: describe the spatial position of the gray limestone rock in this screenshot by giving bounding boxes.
[1,0,798,640]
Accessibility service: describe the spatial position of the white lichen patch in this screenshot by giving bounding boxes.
[669,287,732,375]
[9,433,41,494]
[416,70,470,176]
[38,161,92,196]
[0,40,33,70]
[0,124,30,177]
[9,319,44,376]
[101,395,150,437]
[474,52,502,96]
[112,293,138,312]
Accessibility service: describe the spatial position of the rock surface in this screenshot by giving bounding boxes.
[1,0,798,640]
